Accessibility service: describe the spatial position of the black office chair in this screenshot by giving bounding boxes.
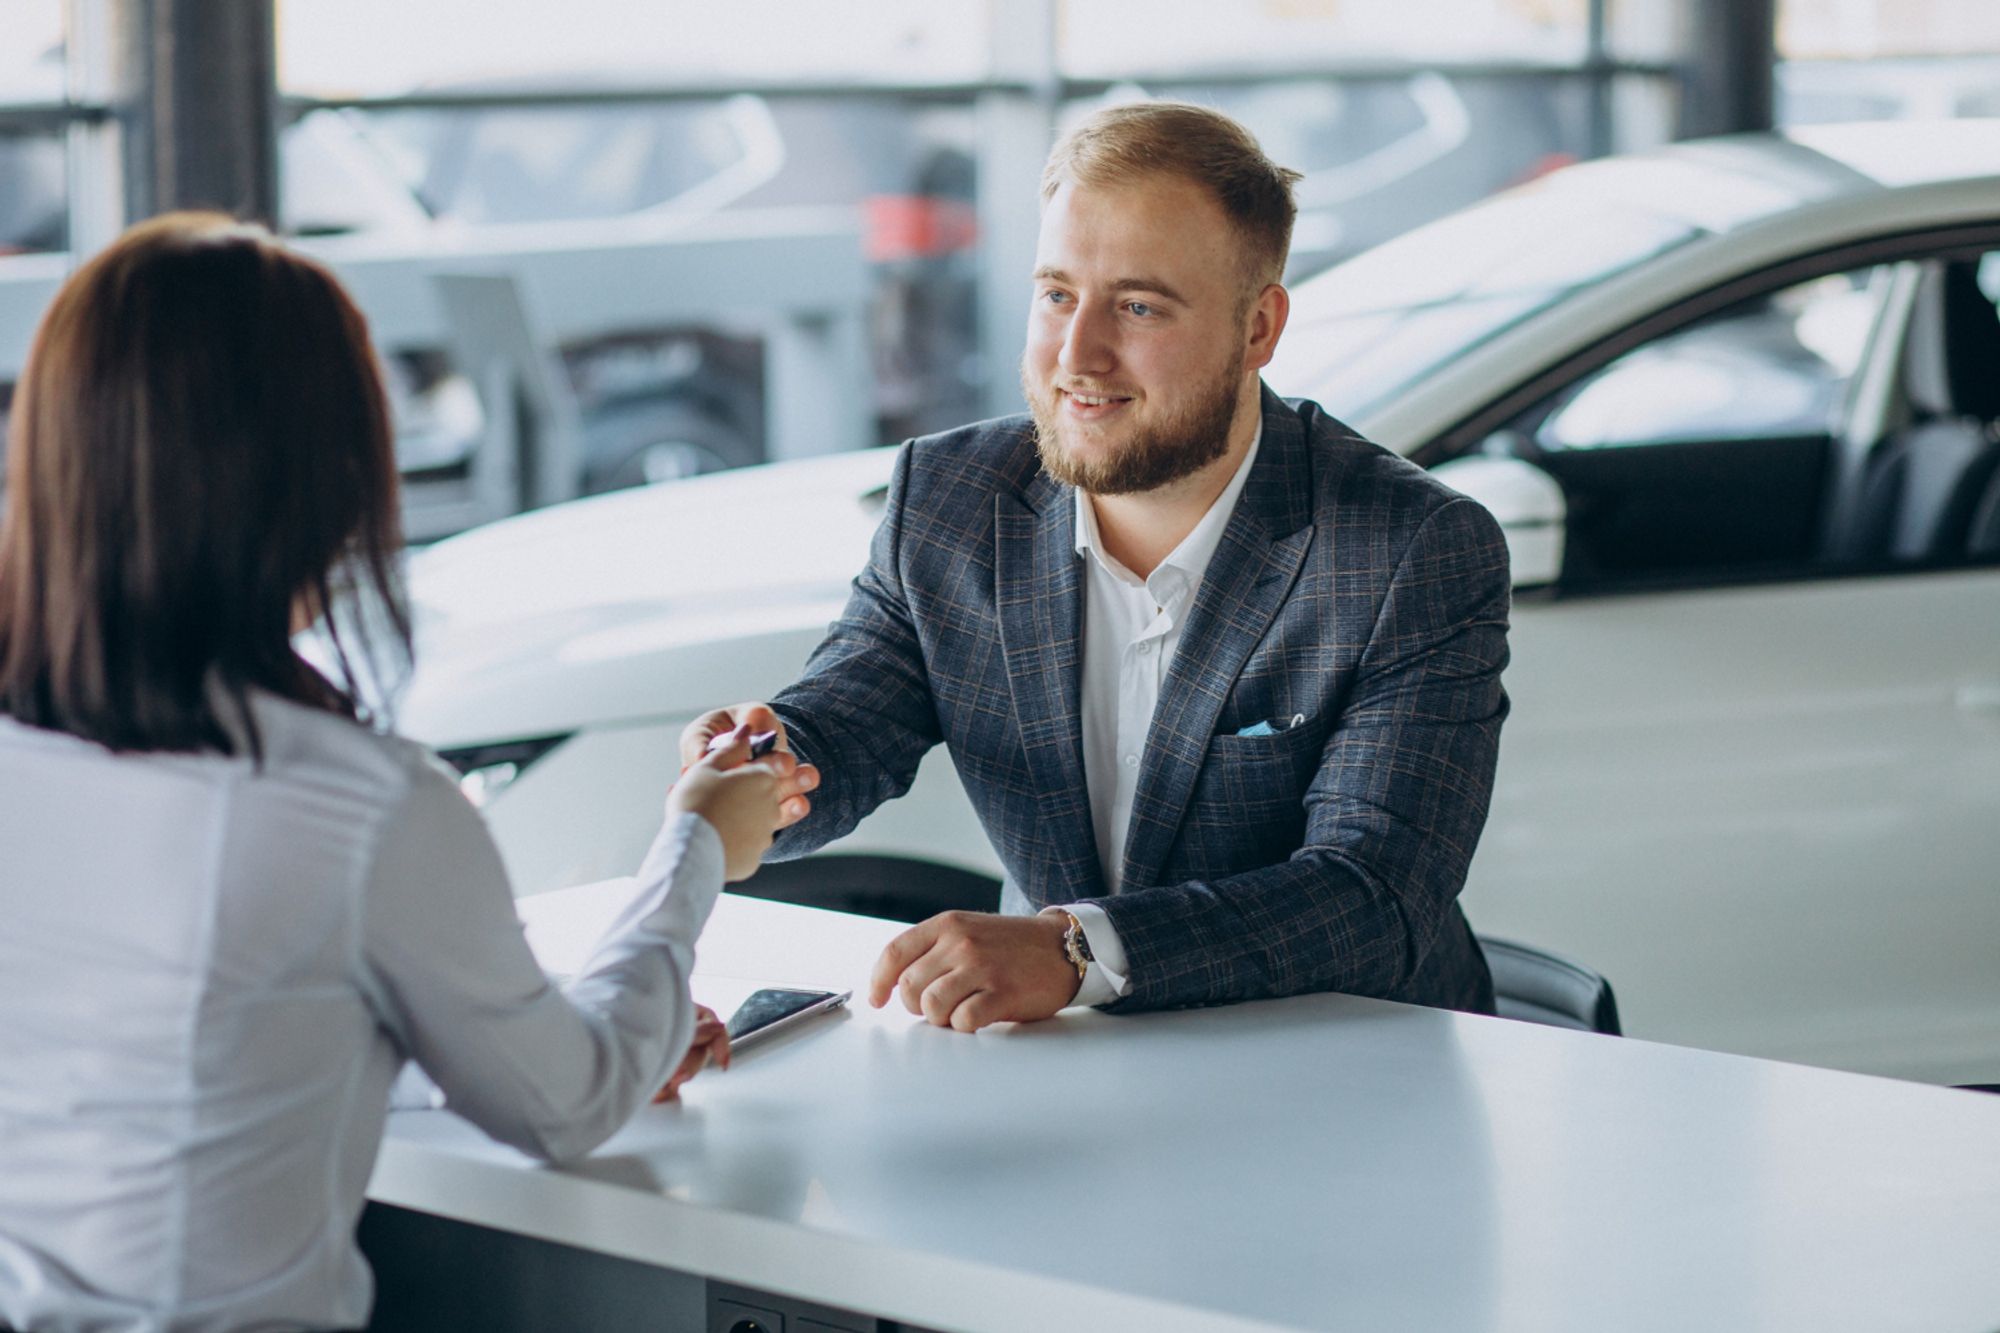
[1479,935,1622,1036]
[732,854,1002,924]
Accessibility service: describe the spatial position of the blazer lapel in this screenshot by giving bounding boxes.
[995,470,1106,905]
[1120,388,1317,892]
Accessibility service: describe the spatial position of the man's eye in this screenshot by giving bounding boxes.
[1127,301,1156,318]
[1041,289,1072,306]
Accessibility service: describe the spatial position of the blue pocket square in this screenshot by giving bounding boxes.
[1235,713,1306,738]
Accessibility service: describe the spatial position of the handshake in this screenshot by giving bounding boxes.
[667,703,819,883]
[673,702,1086,1034]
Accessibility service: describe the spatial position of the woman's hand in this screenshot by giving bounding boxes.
[679,702,790,772]
[666,724,818,881]
[653,1005,730,1102]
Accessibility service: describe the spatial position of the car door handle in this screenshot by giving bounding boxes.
[1956,681,2000,714]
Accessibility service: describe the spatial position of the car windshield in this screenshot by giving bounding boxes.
[1269,167,1735,421]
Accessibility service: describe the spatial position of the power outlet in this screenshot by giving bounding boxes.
[707,1281,873,1333]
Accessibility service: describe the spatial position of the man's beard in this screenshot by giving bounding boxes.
[1023,356,1242,497]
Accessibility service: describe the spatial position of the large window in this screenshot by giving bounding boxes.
[0,0,65,256]
[278,0,992,94]
[2,0,1700,537]
[0,0,65,494]
[0,2,61,100]
[1779,0,2000,126]
[1781,0,2000,58]
[1056,0,1595,74]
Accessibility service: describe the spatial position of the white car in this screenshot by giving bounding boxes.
[403,121,2000,1086]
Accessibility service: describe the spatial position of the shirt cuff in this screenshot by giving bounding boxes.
[635,809,726,902]
[572,810,727,986]
[1042,902,1133,1007]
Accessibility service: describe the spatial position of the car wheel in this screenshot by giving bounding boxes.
[583,407,761,494]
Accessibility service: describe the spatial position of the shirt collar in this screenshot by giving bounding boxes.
[1073,418,1264,601]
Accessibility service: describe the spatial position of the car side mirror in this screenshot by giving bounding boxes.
[1430,454,1565,589]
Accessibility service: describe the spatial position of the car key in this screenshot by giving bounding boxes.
[707,729,779,759]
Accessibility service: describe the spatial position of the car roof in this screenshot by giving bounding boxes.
[1590,121,2000,232]
[1485,122,2000,242]
[1282,122,2000,436]
[1783,119,2000,192]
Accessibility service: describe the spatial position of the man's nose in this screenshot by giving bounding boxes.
[1057,301,1115,377]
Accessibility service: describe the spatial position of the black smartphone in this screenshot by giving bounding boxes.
[725,987,850,1050]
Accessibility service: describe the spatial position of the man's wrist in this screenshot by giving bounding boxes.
[1058,909,1094,979]
[1042,903,1132,1006]
[1042,911,1083,1004]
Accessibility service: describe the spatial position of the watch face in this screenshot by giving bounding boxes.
[1064,915,1093,967]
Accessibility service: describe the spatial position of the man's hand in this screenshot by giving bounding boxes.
[680,702,790,772]
[653,1005,731,1103]
[868,911,1082,1033]
[666,727,818,881]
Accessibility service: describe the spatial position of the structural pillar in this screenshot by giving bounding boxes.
[1677,0,1777,140]
[110,0,279,226]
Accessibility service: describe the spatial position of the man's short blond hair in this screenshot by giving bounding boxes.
[1040,101,1302,293]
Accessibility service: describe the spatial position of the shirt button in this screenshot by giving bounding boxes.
[1123,754,1140,769]
[1137,640,1156,654]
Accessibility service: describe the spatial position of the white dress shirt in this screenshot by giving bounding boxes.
[0,691,723,1332]
[1061,426,1262,1006]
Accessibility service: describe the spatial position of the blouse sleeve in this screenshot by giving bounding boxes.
[356,756,723,1162]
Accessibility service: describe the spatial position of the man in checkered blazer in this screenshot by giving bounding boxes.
[682,102,1509,1030]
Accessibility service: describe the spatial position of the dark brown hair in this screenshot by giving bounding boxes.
[1041,101,1303,292]
[0,211,410,757]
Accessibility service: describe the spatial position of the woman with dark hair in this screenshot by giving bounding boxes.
[0,213,816,1331]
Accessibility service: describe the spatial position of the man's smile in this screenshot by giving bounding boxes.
[1057,386,1136,420]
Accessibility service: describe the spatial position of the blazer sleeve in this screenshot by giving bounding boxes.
[766,441,944,859]
[1089,497,1511,1011]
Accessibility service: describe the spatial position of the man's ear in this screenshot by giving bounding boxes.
[1243,283,1290,373]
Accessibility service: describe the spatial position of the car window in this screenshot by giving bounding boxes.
[1492,250,2000,592]
[1536,270,1881,451]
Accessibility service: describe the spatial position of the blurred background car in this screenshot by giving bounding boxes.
[350,84,982,486]
[0,78,980,501]
[395,121,2000,1088]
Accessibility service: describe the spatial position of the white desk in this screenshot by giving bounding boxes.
[369,884,2000,1332]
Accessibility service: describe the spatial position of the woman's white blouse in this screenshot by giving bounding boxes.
[0,694,723,1331]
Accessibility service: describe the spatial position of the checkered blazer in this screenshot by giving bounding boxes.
[770,387,1509,1013]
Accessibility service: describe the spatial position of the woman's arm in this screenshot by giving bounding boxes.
[357,756,723,1163]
